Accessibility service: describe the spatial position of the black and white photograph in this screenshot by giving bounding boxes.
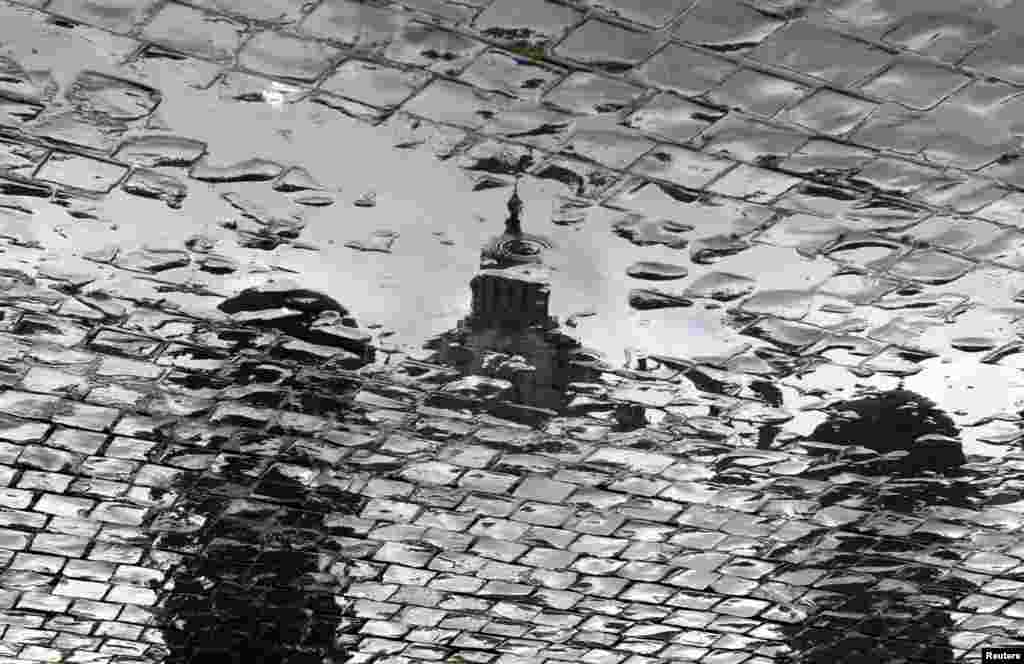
[0,1,1022,663]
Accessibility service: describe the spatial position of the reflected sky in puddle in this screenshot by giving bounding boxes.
[2,1,1024,661]
[5,49,1024,458]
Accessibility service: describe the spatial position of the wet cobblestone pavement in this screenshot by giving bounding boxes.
[1,0,1024,662]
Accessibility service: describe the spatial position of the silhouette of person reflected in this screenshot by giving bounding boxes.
[777,389,984,664]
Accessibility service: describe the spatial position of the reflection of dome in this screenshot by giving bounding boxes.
[421,185,601,412]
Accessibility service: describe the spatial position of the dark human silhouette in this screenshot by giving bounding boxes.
[778,389,984,664]
[160,298,375,664]
[809,389,966,474]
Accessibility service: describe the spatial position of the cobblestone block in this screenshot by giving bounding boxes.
[672,0,784,53]
[191,0,308,23]
[473,0,581,48]
[140,2,245,63]
[47,0,161,32]
[35,153,128,194]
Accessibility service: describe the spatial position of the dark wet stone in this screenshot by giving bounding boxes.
[115,135,207,167]
[273,166,322,192]
[121,169,188,209]
[0,177,50,198]
[195,253,239,275]
[628,288,693,310]
[612,215,693,248]
[683,271,757,301]
[690,235,753,264]
[625,261,689,281]
[219,282,349,318]
[353,191,377,208]
[532,161,598,195]
[294,193,334,207]
[190,157,285,182]
[472,174,512,191]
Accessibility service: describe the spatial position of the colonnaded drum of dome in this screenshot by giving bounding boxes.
[0,1,1023,663]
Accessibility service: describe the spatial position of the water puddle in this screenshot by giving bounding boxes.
[0,1,1022,662]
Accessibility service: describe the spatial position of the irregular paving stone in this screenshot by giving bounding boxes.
[459,49,564,102]
[322,60,431,108]
[781,88,878,136]
[121,169,188,209]
[141,3,244,63]
[190,0,308,22]
[47,0,162,32]
[751,20,892,86]
[672,0,785,53]
[221,191,306,241]
[0,138,46,176]
[473,0,582,49]
[962,32,1024,85]
[860,57,971,110]
[589,0,686,28]
[879,250,975,285]
[0,95,44,124]
[403,78,508,129]
[299,0,408,48]
[612,215,693,249]
[384,22,486,76]
[0,53,43,101]
[637,43,738,97]
[544,72,647,116]
[554,19,662,72]
[683,271,758,301]
[112,247,191,273]
[114,135,207,168]
[559,118,655,169]
[238,31,343,83]
[698,114,808,164]
[66,71,162,121]
[733,77,809,120]
[35,153,128,193]
[625,261,689,281]
[631,144,733,189]
[708,164,800,203]
[273,166,323,192]
[189,157,285,183]
[345,230,399,254]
